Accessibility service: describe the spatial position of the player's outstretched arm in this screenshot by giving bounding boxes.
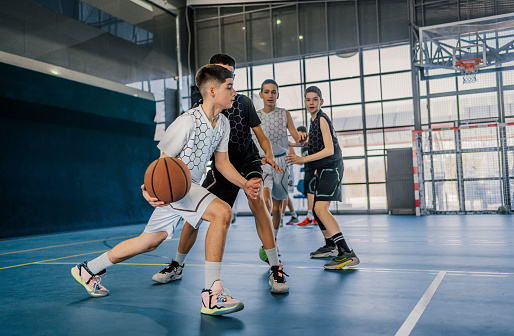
[213,151,260,199]
[252,125,284,173]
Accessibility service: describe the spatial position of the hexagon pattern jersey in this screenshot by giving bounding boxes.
[157,105,229,184]
[211,94,261,169]
[307,109,342,169]
[252,107,289,157]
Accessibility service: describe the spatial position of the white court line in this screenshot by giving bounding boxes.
[395,271,446,336]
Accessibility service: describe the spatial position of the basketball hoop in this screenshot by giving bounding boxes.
[455,58,482,84]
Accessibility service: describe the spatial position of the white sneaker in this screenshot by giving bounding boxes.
[269,264,289,294]
[152,260,184,284]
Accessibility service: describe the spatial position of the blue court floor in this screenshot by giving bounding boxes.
[1,215,513,336]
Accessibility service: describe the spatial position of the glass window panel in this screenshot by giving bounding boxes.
[363,49,380,75]
[368,156,385,182]
[274,60,301,86]
[423,154,433,181]
[126,81,142,90]
[338,132,364,157]
[382,99,414,127]
[457,71,497,91]
[369,183,386,209]
[155,101,165,123]
[432,154,457,180]
[167,77,178,91]
[181,97,190,112]
[461,127,499,149]
[381,73,413,100]
[154,123,165,141]
[428,77,456,94]
[384,127,414,149]
[221,14,245,63]
[434,181,459,211]
[503,68,514,86]
[332,105,363,131]
[234,67,248,91]
[289,110,306,130]
[420,98,428,124]
[462,152,500,179]
[329,53,360,79]
[364,76,381,102]
[331,78,361,105]
[423,181,434,210]
[459,92,498,120]
[338,184,367,210]
[252,64,274,89]
[277,85,303,110]
[272,5,298,58]
[252,90,264,111]
[315,82,331,106]
[305,56,329,82]
[431,129,456,151]
[246,10,272,62]
[419,79,427,97]
[504,90,514,117]
[366,129,385,154]
[380,45,411,72]
[196,20,220,67]
[327,1,358,51]
[365,103,383,129]
[429,96,458,123]
[150,79,165,101]
[464,180,502,211]
[298,2,327,54]
[342,159,366,183]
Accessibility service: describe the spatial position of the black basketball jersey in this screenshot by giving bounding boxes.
[307,110,342,169]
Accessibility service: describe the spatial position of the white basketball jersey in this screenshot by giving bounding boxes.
[252,107,289,157]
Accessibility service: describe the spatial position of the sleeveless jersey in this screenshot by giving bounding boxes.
[252,107,289,157]
[308,109,342,169]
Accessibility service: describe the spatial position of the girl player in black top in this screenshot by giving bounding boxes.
[287,86,359,270]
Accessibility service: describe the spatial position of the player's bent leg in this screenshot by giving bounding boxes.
[108,231,168,264]
[202,198,232,262]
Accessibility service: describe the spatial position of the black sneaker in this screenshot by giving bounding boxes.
[151,260,184,283]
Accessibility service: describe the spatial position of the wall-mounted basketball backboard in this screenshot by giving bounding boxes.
[414,13,514,82]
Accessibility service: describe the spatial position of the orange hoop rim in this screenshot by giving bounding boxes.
[455,58,482,73]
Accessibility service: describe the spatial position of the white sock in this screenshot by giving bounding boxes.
[87,252,113,275]
[307,210,313,219]
[265,247,280,266]
[274,229,279,239]
[205,261,221,289]
[291,211,297,218]
[175,252,187,265]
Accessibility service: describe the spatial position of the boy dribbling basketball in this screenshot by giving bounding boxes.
[70,64,260,316]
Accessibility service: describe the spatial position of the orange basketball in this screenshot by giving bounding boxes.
[144,157,191,203]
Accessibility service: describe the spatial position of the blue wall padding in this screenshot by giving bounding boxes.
[0,64,159,238]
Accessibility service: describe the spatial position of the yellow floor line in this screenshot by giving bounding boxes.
[0,237,178,256]
[0,250,108,270]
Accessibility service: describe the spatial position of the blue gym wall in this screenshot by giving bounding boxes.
[0,62,159,238]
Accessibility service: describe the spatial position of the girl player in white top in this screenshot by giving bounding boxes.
[253,79,305,245]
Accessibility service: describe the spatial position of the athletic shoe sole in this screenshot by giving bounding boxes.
[310,250,339,258]
[201,303,244,316]
[151,273,183,284]
[71,267,109,297]
[323,257,360,270]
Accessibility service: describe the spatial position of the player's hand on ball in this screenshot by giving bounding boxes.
[141,185,169,207]
[244,179,261,200]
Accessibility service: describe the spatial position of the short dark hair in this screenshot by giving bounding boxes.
[209,54,236,68]
[297,126,307,133]
[305,86,322,100]
[260,79,279,92]
[195,64,233,94]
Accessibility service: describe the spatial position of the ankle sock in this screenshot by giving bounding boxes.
[175,252,187,266]
[87,252,113,275]
[330,232,352,254]
[204,261,221,289]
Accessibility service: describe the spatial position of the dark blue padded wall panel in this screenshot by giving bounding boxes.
[0,63,158,238]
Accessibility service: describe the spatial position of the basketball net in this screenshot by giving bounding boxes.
[455,58,481,84]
